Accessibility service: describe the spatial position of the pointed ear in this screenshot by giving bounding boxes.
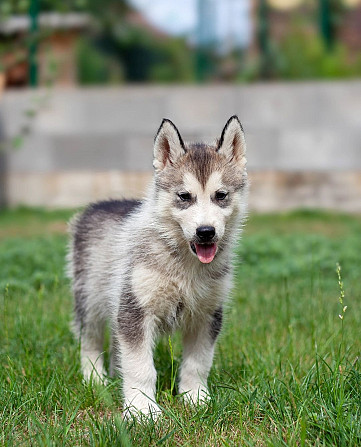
[217,116,246,168]
[153,119,186,172]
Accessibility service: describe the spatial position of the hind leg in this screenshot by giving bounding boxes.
[80,322,107,383]
[74,293,107,383]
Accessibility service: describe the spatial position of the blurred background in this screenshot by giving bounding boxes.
[0,0,361,211]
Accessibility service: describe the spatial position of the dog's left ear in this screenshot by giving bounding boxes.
[217,116,246,168]
[153,119,186,172]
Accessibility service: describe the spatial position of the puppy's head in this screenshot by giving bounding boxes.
[153,116,248,263]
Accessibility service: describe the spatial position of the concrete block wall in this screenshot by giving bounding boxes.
[1,82,361,211]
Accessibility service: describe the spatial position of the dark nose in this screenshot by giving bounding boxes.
[196,226,216,242]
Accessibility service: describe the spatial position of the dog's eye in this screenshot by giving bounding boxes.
[178,192,192,202]
[215,191,228,201]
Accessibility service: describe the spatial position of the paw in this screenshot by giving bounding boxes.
[82,363,107,385]
[123,396,162,421]
[179,385,210,405]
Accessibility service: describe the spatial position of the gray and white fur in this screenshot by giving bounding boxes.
[68,116,248,418]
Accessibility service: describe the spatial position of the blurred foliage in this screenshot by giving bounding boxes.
[276,32,361,79]
[76,38,124,85]
[1,0,360,84]
[240,27,361,82]
[145,37,195,83]
[0,0,88,16]
[77,24,194,83]
[1,0,194,83]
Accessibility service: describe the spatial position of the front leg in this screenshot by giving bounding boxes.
[115,293,161,419]
[179,307,223,403]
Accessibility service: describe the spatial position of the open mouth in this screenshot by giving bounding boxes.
[190,243,217,264]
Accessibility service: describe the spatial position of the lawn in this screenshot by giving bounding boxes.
[1,208,360,446]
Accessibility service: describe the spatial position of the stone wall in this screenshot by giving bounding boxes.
[1,82,361,211]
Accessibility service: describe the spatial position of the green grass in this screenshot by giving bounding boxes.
[1,208,360,446]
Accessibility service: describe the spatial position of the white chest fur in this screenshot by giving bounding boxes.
[131,263,230,332]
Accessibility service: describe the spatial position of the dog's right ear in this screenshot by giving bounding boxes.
[153,119,186,172]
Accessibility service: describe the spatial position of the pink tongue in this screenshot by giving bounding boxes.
[195,243,217,263]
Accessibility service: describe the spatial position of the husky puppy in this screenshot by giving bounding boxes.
[68,115,248,417]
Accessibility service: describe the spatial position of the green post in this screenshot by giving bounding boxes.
[29,0,39,87]
[258,0,271,79]
[196,50,209,83]
[319,0,333,51]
